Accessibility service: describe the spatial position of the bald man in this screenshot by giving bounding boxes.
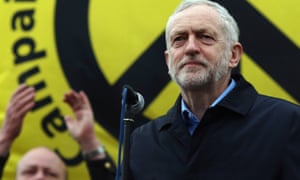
[0,84,116,180]
[16,147,67,180]
[0,85,66,180]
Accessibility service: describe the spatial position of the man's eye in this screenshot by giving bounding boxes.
[199,34,216,45]
[22,169,36,175]
[174,36,185,42]
[171,36,186,47]
[46,171,59,177]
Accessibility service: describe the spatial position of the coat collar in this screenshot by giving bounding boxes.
[155,74,258,132]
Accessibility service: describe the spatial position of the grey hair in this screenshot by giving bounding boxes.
[165,0,240,49]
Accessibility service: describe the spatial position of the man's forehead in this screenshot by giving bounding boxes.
[168,6,221,36]
[172,5,218,22]
[18,148,65,169]
[19,163,55,171]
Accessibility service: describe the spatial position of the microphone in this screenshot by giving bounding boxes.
[119,85,144,180]
[124,85,145,116]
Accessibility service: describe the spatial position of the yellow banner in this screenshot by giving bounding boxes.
[0,0,299,179]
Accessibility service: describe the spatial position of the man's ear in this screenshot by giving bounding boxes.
[164,50,169,65]
[229,43,243,68]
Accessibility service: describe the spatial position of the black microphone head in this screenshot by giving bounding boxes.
[128,92,144,115]
[124,85,138,105]
[123,85,145,116]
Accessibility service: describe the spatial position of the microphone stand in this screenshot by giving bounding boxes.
[117,85,144,180]
[121,114,135,180]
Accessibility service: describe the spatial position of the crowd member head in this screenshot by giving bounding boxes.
[164,0,243,94]
[16,147,67,180]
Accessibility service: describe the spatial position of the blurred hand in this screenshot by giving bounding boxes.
[63,90,103,155]
[0,84,35,155]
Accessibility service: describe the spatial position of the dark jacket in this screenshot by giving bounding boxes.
[129,74,300,180]
[0,155,8,178]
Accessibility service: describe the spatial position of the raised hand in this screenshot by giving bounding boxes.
[63,90,104,158]
[0,84,35,155]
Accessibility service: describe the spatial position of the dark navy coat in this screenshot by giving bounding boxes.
[129,74,300,180]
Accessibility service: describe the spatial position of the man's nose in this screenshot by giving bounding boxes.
[33,170,46,180]
[185,36,200,55]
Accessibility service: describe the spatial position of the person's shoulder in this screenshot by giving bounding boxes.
[132,97,180,135]
[257,94,300,112]
[132,114,170,135]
